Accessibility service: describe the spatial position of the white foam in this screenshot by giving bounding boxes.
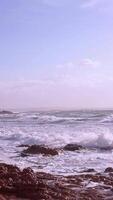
[75,128,113,149]
[100,114,113,123]
[1,111,113,175]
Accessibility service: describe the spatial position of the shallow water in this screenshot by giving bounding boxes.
[0,110,113,175]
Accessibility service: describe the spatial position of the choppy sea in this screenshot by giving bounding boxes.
[0,110,113,175]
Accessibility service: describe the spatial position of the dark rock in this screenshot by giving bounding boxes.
[63,143,84,151]
[104,167,113,173]
[23,145,58,156]
[0,163,113,199]
[82,168,96,173]
[0,195,9,200]
[20,152,29,157]
[0,110,13,115]
[99,146,113,151]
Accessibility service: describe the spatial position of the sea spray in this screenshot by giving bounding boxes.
[1,110,113,174]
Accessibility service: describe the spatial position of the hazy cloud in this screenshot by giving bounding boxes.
[81,0,113,13]
[80,58,100,67]
[81,0,102,8]
[56,62,75,69]
[42,0,69,7]
[56,58,100,70]
[0,69,113,109]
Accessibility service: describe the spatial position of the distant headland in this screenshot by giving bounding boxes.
[0,110,13,115]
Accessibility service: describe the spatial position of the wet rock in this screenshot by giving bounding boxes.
[0,163,113,199]
[20,152,29,157]
[82,168,96,173]
[22,145,59,156]
[0,194,7,200]
[21,167,37,184]
[63,143,84,151]
[104,167,113,173]
[99,146,113,151]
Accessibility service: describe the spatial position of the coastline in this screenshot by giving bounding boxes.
[0,162,113,199]
[1,110,113,199]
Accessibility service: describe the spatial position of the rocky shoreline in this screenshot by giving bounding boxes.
[0,163,113,199]
[19,143,112,158]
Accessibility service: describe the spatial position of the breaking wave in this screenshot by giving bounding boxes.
[1,110,113,174]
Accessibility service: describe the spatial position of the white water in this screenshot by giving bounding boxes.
[0,110,113,175]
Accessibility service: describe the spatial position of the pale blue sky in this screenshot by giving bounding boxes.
[0,0,113,109]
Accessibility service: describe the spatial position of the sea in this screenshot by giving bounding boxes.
[0,110,113,175]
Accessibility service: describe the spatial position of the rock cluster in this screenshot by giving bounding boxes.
[20,143,85,157]
[0,163,113,199]
[22,145,59,156]
[19,142,113,158]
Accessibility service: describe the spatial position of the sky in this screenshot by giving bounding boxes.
[0,0,113,110]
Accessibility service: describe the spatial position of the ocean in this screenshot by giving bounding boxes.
[0,110,113,175]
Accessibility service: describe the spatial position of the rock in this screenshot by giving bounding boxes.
[63,143,84,151]
[0,163,76,200]
[82,168,96,173]
[0,163,113,199]
[99,146,113,151]
[104,167,113,173]
[0,110,13,115]
[20,152,29,157]
[22,145,59,156]
[0,194,7,200]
